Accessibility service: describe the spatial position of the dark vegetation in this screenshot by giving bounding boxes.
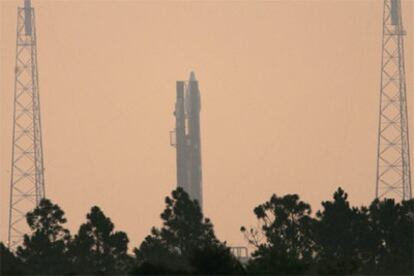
[1,187,413,275]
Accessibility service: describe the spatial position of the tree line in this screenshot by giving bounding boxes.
[1,187,413,275]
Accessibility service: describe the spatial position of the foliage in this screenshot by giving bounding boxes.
[1,188,412,275]
[16,199,72,274]
[243,188,414,275]
[241,193,315,274]
[70,206,131,275]
[0,242,25,275]
[133,187,237,274]
[313,188,373,274]
[189,243,245,275]
[366,198,414,275]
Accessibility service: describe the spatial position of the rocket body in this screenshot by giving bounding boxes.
[174,72,203,208]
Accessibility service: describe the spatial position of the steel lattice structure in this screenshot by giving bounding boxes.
[8,0,45,249]
[376,0,411,200]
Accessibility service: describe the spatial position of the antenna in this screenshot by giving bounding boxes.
[24,0,32,35]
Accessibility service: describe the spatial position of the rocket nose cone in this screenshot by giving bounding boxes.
[189,71,197,81]
[24,0,31,9]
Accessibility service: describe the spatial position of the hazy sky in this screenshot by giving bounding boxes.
[1,0,413,249]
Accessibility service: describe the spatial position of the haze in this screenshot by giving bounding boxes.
[1,0,413,249]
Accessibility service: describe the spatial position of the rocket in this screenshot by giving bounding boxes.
[173,72,203,209]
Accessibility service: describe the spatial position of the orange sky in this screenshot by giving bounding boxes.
[1,0,413,249]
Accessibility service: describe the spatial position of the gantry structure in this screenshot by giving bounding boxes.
[376,0,411,200]
[8,0,45,249]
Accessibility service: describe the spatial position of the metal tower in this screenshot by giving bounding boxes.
[376,0,411,200]
[170,72,203,208]
[8,0,45,249]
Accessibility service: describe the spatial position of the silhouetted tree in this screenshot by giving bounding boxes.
[133,230,184,273]
[190,243,244,275]
[133,188,236,274]
[241,193,315,274]
[70,206,131,275]
[365,198,414,275]
[16,199,72,274]
[130,261,184,275]
[0,242,25,275]
[313,188,372,274]
[4,186,410,275]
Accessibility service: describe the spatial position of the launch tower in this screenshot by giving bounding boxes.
[8,0,46,249]
[376,0,411,200]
